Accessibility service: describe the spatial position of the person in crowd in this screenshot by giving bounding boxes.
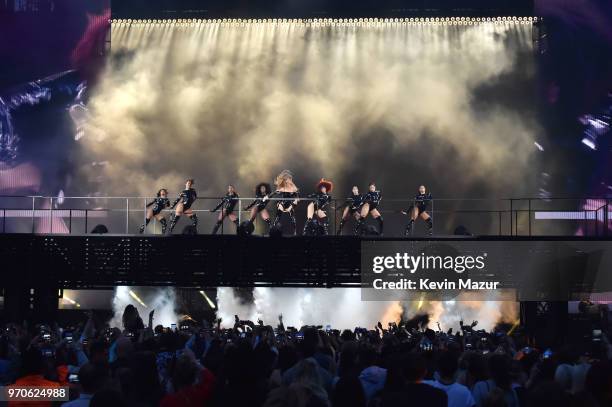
[61,363,106,407]
[472,354,520,407]
[381,352,447,407]
[9,347,60,407]
[425,350,475,407]
[160,354,216,406]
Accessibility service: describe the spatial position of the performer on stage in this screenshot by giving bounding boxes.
[356,182,383,235]
[211,184,240,234]
[245,182,273,227]
[168,178,198,234]
[303,178,333,236]
[138,188,170,234]
[337,186,364,235]
[403,185,433,236]
[265,170,299,235]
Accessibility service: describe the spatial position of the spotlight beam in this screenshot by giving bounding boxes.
[62,295,81,308]
[129,289,147,307]
[199,290,216,309]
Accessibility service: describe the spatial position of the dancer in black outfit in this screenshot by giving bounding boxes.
[168,179,198,234]
[265,170,299,236]
[356,182,383,235]
[211,184,240,234]
[337,186,364,235]
[245,182,272,228]
[403,185,433,236]
[139,188,170,234]
[303,178,333,236]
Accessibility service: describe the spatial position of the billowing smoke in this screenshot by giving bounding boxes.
[81,21,539,233]
[110,286,179,328]
[217,287,402,329]
[405,295,519,332]
[216,287,517,331]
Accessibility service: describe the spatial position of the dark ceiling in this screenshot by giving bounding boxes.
[112,0,534,19]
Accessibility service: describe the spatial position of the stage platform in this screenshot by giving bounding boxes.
[1,234,610,289]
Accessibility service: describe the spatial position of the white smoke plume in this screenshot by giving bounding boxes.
[110,286,179,329]
[216,287,517,331]
[405,295,519,332]
[217,287,402,329]
[81,21,539,235]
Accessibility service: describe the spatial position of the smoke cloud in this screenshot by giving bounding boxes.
[216,287,517,331]
[217,287,402,329]
[110,286,179,328]
[81,21,539,234]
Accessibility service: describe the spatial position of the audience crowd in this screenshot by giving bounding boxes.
[0,306,611,407]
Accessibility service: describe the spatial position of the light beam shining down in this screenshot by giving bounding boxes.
[199,290,216,309]
[129,289,147,308]
[62,295,81,308]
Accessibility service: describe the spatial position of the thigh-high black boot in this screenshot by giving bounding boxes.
[139,218,151,234]
[376,216,384,236]
[405,219,414,237]
[168,215,180,234]
[212,220,222,235]
[191,213,198,234]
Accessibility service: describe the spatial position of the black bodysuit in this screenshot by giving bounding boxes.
[214,192,239,213]
[364,190,382,211]
[246,191,270,212]
[413,193,432,213]
[146,197,170,215]
[309,192,332,211]
[346,194,364,212]
[172,188,198,209]
[271,191,299,210]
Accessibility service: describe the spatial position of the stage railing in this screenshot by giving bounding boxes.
[0,195,609,236]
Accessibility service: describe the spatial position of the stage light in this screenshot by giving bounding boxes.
[62,295,80,308]
[534,141,544,152]
[199,290,216,309]
[129,289,147,307]
[581,137,597,150]
[417,295,424,310]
